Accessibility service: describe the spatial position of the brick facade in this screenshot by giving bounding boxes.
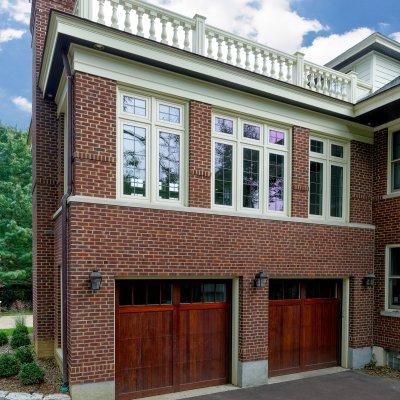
[373,129,400,351]
[31,0,399,394]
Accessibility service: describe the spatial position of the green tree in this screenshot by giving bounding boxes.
[0,123,32,288]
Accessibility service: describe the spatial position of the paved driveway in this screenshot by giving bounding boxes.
[193,371,400,400]
[0,314,33,329]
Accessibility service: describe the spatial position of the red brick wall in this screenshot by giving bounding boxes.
[189,101,212,208]
[66,203,374,384]
[32,0,76,354]
[350,140,373,224]
[373,128,400,351]
[73,73,117,198]
[291,126,309,218]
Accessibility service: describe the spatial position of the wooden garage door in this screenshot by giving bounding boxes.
[116,281,230,400]
[268,279,341,377]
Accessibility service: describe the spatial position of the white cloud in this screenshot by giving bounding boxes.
[390,32,400,43]
[0,0,31,25]
[0,27,25,43]
[12,96,32,113]
[147,0,327,53]
[301,27,374,65]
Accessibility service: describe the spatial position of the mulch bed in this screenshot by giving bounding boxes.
[362,365,400,380]
[0,339,62,395]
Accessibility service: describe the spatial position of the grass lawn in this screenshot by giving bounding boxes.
[0,327,33,336]
[0,310,33,316]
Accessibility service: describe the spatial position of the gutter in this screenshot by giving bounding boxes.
[60,51,74,392]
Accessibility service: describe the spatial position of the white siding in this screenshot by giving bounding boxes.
[374,54,400,90]
[352,56,373,84]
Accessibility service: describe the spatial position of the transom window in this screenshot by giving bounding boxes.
[387,246,400,310]
[309,136,348,221]
[118,281,172,306]
[212,113,290,215]
[390,130,400,193]
[118,91,186,204]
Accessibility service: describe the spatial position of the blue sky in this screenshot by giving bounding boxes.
[1,0,400,130]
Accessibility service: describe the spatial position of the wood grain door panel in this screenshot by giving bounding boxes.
[116,281,230,399]
[269,280,341,377]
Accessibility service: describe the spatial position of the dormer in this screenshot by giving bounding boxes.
[326,33,400,94]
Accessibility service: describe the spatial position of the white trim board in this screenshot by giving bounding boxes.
[67,195,375,230]
[68,45,373,144]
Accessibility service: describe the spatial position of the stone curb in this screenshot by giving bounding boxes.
[0,393,70,400]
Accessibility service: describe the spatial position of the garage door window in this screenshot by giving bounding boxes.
[118,281,172,306]
[269,280,300,300]
[180,282,227,303]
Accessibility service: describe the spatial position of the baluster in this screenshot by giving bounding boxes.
[253,49,260,73]
[304,65,310,88]
[206,32,214,58]
[124,3,132,33]
[235,42,242,67]
[172,20,179,47]
[337,78,344,100]
[342,79,349,101]
[262,51,269,76]
[286,60,293,82]
[161,16,168,44]
[217,36,224,62]
[316,71,323,92]
[271,54,277,78]
[278,57,285,80]
[328,74,335,96]
[245,46,251,70]
[111,0,119,29]
[98,0,105,24]
[322,72,329,95]
[310,68,316,90]
[149,11,157,40]
[227,39,233,64]
[183,24,191,51]
[136,7,144,37]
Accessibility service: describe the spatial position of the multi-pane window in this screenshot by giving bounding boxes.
[119,92,185,204]
[388,247,400,309]
[309,137,348,220]
[390,131,400,192]
[212,114,289,214]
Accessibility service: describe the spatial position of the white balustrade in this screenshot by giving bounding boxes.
[74,0,366,103]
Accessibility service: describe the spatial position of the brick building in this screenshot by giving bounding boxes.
[30,1,400,399]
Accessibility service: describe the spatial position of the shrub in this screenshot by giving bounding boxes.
[0,354,19,377]
[18,362,45,385]
[14,345,34,365]
[0,331,8,346]
[14,316,29,335]
[10,331,30,349]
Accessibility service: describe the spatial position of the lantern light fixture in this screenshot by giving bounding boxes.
[89,270,102,292]
[253,271,267,289]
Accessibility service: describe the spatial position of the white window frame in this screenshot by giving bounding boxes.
[308,136,349,222]
[386,245,400,311]
[387,128,400,194]
[117,89,187,206]
[211,112,291,216]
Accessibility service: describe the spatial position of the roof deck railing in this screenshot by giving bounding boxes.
[74,0,371,103]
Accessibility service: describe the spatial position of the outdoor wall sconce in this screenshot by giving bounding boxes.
[363,273,375,288]
[89,270,102,292]
[253,271,267,288]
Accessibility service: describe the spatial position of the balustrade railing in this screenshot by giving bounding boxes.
[74,0,370,103]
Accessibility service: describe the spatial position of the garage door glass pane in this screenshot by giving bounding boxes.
[161,283,172,304]
[119,282,133,306]
[215,284,226,302]
[180,282,191,303]
[305,280,337,299]
[134,284,146,305]
[203,283,216,302]
[269,280,300,300]
[147,282,161,305]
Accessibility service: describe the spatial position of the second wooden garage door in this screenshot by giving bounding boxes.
[115,280,230,400]
[268,279,341,377]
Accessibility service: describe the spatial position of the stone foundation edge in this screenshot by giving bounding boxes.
[237,360,268,387]
[348,346,372,369]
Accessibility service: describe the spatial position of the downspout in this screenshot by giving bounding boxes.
[61,51,74,393]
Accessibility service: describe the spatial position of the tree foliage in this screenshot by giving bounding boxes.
[0,123,32,288]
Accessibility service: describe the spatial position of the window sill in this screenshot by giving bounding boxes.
[383,192,400,200]
[380,310,400,318]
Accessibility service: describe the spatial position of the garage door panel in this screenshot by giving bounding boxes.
[269,302,301,374]
[116,281,230,399]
